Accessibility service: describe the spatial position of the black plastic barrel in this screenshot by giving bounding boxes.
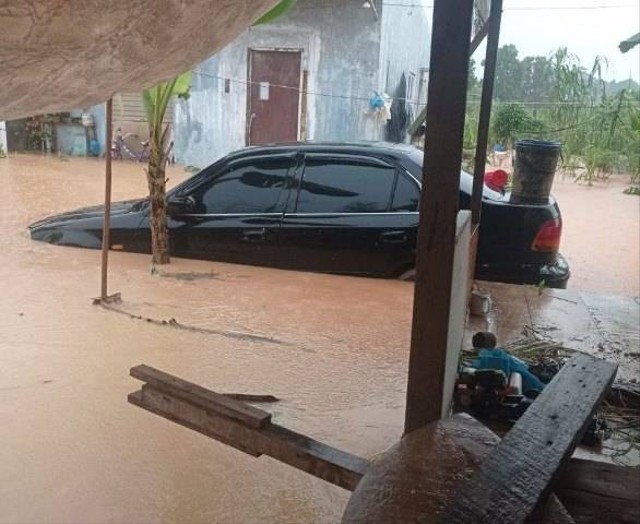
[510,140,562,204]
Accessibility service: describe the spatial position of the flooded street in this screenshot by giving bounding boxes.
[0,155,412,523]
[0,155,638,522]
[551,175,640,297]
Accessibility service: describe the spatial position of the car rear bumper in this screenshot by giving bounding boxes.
[476,253,570,289]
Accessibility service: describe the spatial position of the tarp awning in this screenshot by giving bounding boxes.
[0,0,280,120]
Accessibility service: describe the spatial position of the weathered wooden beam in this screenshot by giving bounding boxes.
[128,367,369,491]
[441,353,618,523]
[404,0,475,433]
[469,19,490,57]
[471,0,503,225]
[131,365,271,429]
[128,365,633,521]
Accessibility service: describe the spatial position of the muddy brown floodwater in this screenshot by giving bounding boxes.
[0,155,413,523]
[551,175,640,297]
[0,155,638,523]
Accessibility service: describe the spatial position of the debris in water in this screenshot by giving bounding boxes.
[91,292,122,305]
[160,271,221,282]
[223,393,280,403]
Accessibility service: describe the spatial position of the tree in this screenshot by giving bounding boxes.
[493,44,523,101]
[142,72,191,265]
[491,103,543,148]
[520,56,554,103]
[138,1,292,266]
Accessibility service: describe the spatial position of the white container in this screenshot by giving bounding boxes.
[81,113,94,127]
[470,290,492,316]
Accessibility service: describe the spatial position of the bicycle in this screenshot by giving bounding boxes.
[111,128,150,162]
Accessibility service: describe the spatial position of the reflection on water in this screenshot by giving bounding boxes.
[0,156,412,523]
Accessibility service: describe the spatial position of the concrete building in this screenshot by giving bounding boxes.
[173,0,431,168]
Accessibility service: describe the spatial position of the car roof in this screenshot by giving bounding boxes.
[225,141,421,161]
[174,141,507,203]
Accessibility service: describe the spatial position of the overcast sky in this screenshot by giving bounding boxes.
[490,0,639,82]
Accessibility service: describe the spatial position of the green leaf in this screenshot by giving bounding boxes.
[253,0,295,25]
[141,71,192,142]
[173,71,192,98]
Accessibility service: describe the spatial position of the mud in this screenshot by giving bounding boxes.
[0,155,637,522]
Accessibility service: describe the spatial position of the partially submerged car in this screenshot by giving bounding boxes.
[28,143,570,288]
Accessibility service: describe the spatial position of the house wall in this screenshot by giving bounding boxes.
[173,0,384,168]
[378,1,431,137]
[0,121,6,153]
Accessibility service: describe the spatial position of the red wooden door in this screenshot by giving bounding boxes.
[248,50,301,145]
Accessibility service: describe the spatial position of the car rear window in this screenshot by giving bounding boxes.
[407,149,505,202]
[391,172,419,212]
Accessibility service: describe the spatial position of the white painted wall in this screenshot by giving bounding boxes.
[173,0,432,167]
[441,210,472,417]
[378,0,431,127]
[174,1,384,168]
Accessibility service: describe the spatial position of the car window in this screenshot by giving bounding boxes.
[296,158,395,213]
[192,158,291,214]
[391,172,420,212]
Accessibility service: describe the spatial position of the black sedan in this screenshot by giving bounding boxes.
[28,143,570,288]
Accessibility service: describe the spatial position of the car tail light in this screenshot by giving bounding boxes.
[532,219,562,252]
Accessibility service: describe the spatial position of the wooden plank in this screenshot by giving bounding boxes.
[129,385,368,491]
[130,365,271,429]
[343,413,573,524]
[471,0,503,225]
[404,0,475,433]
[555,458,640,524]
[129,368,632,519]
[441,353,617,523]
[129,389,262,457]
[469,19,489,57]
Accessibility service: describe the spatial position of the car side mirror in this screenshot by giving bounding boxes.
[167,195,195,215]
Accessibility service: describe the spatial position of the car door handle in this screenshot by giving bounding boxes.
[241,228,267,243]
[379,230,408,244]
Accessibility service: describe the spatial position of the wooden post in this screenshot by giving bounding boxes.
[100,98,113,299]
[471,0,504,225]
[404,0,475,434]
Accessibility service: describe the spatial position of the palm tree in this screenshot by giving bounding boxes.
[142,72,191,265]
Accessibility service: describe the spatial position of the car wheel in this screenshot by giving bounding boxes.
[398,268,416,281]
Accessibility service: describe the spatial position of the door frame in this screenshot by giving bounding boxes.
[245,47,304,145]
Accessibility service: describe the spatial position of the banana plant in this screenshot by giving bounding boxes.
[253,0,296,25]
[142,71,192,265]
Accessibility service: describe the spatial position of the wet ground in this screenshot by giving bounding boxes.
[0,155,638,522]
